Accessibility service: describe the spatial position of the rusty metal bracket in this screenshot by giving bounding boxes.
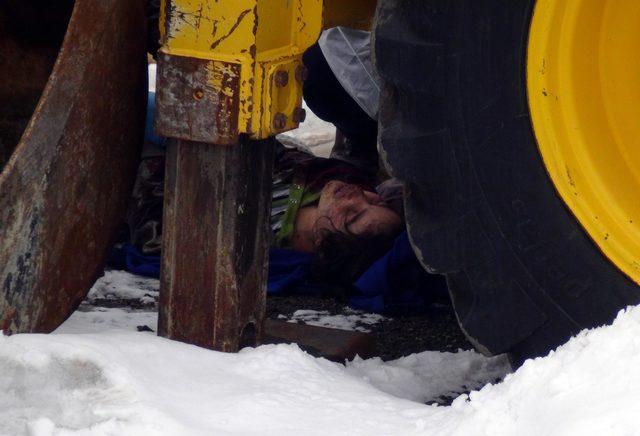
[155,53,241,144]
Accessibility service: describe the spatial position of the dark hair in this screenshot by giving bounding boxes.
[311,230,396,290]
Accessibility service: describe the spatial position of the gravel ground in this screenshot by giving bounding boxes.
[267,295,473,361]
[90,293,472,361]
[87,296,473,360]
[87,270,474,361]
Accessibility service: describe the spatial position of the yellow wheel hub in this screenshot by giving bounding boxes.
[528,0,640,284]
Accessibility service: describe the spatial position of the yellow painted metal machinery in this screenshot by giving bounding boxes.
[155,0,376,144]
[528,0,640,284]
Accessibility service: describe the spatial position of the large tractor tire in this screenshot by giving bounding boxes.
[0,0,147,334]
[374,0,640,364]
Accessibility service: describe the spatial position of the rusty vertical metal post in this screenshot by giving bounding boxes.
[158,138,274,351]
[154,0,324,351]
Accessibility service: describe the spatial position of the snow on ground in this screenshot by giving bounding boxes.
[87,270,159,305]
[283,308,386,333]
[57,307,157,335]
[0,332,509,436]
[4,304,640,435]
[345,351,508,405]
[0,270,517,435]
[57,271,159,335]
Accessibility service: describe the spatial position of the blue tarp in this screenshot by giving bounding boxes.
[108,231,447,315]
[145,92,166,149]
[350,231,447,315]
[267,247,313,294]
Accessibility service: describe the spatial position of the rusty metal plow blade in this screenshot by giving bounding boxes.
[0,0,147,334]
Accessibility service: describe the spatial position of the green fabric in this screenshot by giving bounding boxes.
[275,183,320,248]
[269,145,374,248]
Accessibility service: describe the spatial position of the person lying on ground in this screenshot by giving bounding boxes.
[269,145,404,288]
[112,25,447,313]
[110,105,447,315]
[112,140,405,292]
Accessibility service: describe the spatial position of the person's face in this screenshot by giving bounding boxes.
[314,180,402,243]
